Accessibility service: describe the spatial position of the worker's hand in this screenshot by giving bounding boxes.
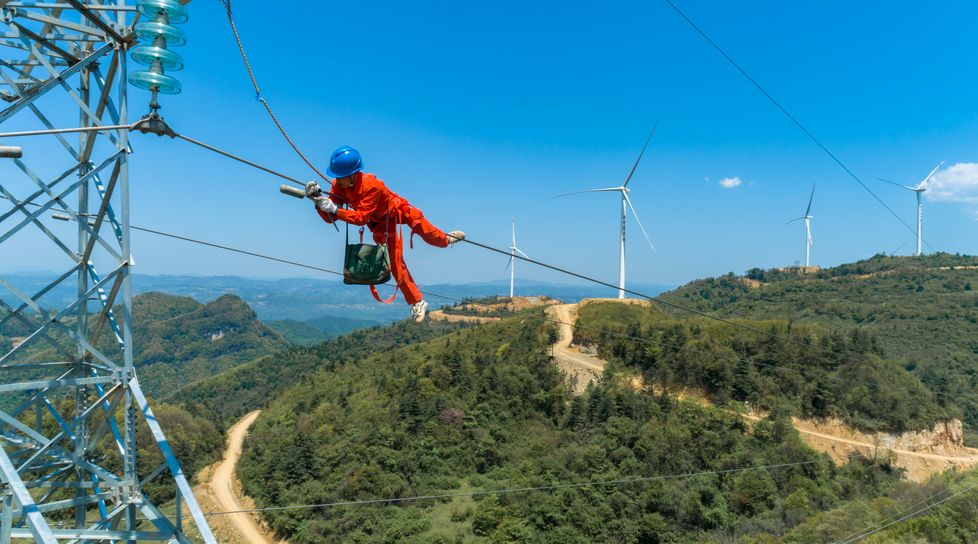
[316,197,338,215]
[305,181,322,199]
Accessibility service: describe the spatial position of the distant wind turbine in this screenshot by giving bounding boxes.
[555,123,659,299]
[879,161,944,257]
[507,217,529,299]
[786,184,816,267]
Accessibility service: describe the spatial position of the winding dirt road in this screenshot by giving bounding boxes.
[546,303,604,393]
[209,410,278,544]
[547,300,978,481]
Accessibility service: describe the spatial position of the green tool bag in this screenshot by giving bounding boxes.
[343,226,392,285]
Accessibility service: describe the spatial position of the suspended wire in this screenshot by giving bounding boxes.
[128,228,814,377]
[217,0,332,185]
[174,133,305,186]
[1,191,861,382]
[832,480,978,543]
[460,238,842,359]
[6,196,955,527]
[662,0,931,250]
[204,458,830,516]
[113,221,834,379]
[831,486,956,544]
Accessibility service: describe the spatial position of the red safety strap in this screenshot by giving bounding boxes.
[370,283,398,304]
[367,209,399,304]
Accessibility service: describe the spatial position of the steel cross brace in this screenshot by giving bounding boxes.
[0,3,217,541]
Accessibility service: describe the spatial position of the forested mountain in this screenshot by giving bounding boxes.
[654,253,978,443]
[573,302,944,434]
[168,319,468,428]
[234,309,973,543]
[0,292,288,397]
[130,293,288,396]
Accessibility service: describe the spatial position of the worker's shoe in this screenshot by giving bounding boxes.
[446,231,465,245]
[411,299,429,322]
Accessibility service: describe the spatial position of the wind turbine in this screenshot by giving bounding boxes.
[507,217,529,299]
[879,161,943,257]
[555,124,659,299]
[786,184,816,268]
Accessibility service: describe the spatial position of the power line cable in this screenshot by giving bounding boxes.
[831,486,955,544]
[203,458,830,516]
[3,192,859,381]
[832,480,978,543]
[174,133,307,186]
[460,238,841,359]
[662,0,932,251]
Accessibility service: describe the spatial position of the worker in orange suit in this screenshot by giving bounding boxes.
[305,145,464,322]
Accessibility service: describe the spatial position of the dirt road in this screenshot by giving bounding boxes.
[209,411,278,544]
[546,303,605,393]
[548,299,978,481]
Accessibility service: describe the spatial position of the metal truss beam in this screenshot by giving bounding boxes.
[0,3,217,542]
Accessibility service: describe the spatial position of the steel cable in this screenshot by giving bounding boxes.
[663,0,934,253]
[218,0,332,185]
[204,458,831,516]
[832,480,978,543]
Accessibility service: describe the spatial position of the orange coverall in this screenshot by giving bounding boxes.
[316,172,448,305]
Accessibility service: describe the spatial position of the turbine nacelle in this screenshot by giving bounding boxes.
[552,121,661,297]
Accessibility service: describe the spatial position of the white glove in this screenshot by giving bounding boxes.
[305,180,322,199]
[316,197,338,215]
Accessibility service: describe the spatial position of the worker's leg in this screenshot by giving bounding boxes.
[373,228,423,305]
[398,204,449,248]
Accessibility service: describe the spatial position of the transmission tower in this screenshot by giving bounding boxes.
[0,1,215,541]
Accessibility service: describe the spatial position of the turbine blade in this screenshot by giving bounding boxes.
[805,184,815,216]
[877,178,916,191]
[553,187,623,199]
[623,193,657,254]
[515,248,530,259]
[918,160,945,190]
[506,255,514,271]
[623,118,660,188]
[785,217,806,225]
[512,217,516,247]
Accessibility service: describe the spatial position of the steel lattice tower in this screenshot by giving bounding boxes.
[0,1,216,541]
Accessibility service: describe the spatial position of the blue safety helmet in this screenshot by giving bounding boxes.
[326,145,364,179]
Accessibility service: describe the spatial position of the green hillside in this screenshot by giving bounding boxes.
[573,302,943,434]
[265,314,383,346]
[653,253,978,440]
[169,319,468,429]
[131,292,289,396]
[236,311,932,544]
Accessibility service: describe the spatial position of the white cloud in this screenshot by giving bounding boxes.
[926,163,978,204]
[719,177,743,189]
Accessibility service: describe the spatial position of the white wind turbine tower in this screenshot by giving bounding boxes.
[556,124,659,299]
[507,217,529,299]
[786,184,816,267]
[879,161,944,256]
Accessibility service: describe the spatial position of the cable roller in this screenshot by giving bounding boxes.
[280,184,307,199]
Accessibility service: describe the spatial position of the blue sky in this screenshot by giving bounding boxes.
[4,1,978,291]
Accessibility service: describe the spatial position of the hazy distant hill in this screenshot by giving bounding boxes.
[265,314,383,346]
[0,272,672,322]
[131,293,289,396]
[657,253,978,438]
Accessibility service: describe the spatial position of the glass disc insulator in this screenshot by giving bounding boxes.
[134,21,187,47]
[131,45,184,71]
[136,0,189,24]
[128,71,182,95]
